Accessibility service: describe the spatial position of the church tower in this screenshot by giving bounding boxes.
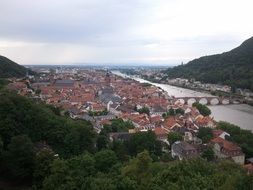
[105,72,111,86]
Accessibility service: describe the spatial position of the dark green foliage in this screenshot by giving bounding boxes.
[94,150,118,172]
[0,91,252,189]
[0,91,95,158]
[167,132,183,145]
[201,147,215,161]
[0,55,34,78]
[110,140,129,162]
[96,134,109,151]
[125,131,162,157]
[63,123,96,157]
[218,121,253,158]
[43,154,96,190]
[163,108,175,118]
[3,135,35,180]
[33,149,55,188]
[151,159,247,190]
[88,109,108,116]
[0,78,9,89]
[41,151,250,190]
[197,127,213,143]
[0,137,3,155]
[175,108,184,115]
[122,150,153,185]
[163,108,184,119]
[193,102,211,116]
[168,108,176,116]
[137,107,150,115]
[165,36,253,91]
[45,104,61,116]
[102,118,134,134]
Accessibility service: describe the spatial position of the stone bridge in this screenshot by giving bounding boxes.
[173,96,244,105]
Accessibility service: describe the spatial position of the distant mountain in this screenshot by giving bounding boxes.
[165,37,253,91]
[0,55,31,78]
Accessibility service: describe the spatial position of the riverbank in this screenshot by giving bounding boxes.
[112,70,253,131]
[123,73,253,105]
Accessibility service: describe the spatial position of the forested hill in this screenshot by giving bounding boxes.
[0,55,31,78]
[165,36,253,91]
[0,91,252,189]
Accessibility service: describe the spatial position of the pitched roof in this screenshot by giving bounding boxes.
[163,117,181,130]
[211,137,242,152]
[154,127,168,136]
[212,130,225,138]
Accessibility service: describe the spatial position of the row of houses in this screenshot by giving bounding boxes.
[8,70,250,170]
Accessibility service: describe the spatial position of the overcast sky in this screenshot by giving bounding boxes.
[0,0,253,65]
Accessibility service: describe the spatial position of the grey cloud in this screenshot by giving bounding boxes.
[0,0,148,43]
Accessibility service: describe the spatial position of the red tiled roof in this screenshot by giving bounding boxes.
[212,130,225,138]
[163,117,180,129]
[154,127,168,136]
[150,115,162,123]
[211,137,240,150]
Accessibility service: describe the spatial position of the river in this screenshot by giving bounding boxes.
[112,70,253,131]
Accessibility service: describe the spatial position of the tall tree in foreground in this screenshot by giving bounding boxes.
[4,135,35,180]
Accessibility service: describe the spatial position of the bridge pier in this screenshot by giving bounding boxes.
[173,96,240,106]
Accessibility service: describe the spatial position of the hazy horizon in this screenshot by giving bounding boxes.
[1,0,253,65]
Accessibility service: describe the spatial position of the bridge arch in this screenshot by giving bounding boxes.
[187,98,197,105]
[210,98,219,105]
[175,98,185,105]
[221,98,230,105]
[199,98,208,105]
[232,99,241,104]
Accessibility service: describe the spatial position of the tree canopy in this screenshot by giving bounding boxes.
[0,90,252,189]
[0,55,34,78]
[164,36,253,91]
[192,102,211,116]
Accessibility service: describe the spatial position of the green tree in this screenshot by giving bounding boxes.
[197,127,213,143]
[85,176,117,190]
[0,137,3,155]
[122,150,152,185]
[201,147,214,161]
[33,148,55,188]
[43,154,96,190]
[101,118,134,134]
[137,107,150,116]
[96,134,109,151]
[167,132,183,146]
[110,140,129,162]
[64,123,96,157]
[192,102,211,116]
[42,159,74,190]
[168,108,175,116]
[126,131,162,156]
[175,108,184,115]
[4,135,35,180]
[94,150,118,172]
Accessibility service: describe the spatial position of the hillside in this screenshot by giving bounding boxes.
[0,91,252,189]
[0,55,30,78]
[165,37,253,91]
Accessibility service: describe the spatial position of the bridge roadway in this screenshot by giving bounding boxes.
[173,96,243,105]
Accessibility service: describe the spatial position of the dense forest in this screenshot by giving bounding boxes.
[0,89,252,189]
[165,37,253,91]
[0,55,32,78]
